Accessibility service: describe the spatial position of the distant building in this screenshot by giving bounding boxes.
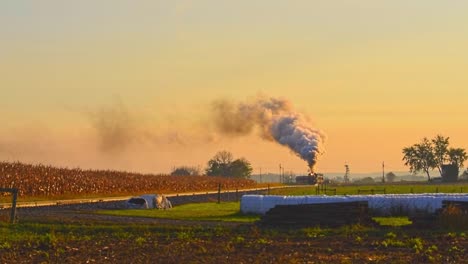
[441,164,459,182]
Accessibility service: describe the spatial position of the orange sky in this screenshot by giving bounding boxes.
[1,1,468,175]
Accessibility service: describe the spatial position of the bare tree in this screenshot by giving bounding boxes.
[213,150,234,165]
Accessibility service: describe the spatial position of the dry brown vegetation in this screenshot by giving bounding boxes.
[0,161,256,198]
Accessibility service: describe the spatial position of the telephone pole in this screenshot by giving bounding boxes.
[382,161,385,183]
[344,163,350,183]
[259,167,262,183]
[279,164,282,183]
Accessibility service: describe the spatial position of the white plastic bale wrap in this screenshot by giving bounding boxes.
[240,193,468,215]
[240,195,263,214]
[140,194,156,209]
[262,196,285,214]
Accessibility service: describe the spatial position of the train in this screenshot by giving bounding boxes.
[295,172,324,185]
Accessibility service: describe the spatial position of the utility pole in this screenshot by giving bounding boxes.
[382,161,385,183]
[279,164,283,183]
[259,167,262,183]
[344,163,350,183]
[281,165,284,183]
[282,167,285,183]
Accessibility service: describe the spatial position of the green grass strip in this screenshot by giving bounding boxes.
[373,217,412,226]
[97,202,260,223]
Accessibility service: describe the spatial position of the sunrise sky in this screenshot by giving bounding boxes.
[1,1,468,175]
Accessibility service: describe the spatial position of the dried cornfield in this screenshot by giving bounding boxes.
[0,162,256,198]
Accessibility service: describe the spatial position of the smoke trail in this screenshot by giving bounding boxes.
[212,97,326,170]
[88,100,135,153]
[87,100,220,154]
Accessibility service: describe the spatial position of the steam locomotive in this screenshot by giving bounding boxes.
[295,172,323,185]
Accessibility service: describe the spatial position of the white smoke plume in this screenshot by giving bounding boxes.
[212,97,326,171]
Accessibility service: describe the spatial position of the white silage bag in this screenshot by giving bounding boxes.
[304,196,322,204]
[240,195,263,214]
[140,194,156,209]
[240,193,468,215]
[283,196,308,205]
[261,196,286,214]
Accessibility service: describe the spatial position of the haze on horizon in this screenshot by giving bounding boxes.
[1,1,468,175]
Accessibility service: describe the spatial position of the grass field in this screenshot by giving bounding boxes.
[99,201,414,227]
[372,217,412,226]
[98,202,260,222]
[269,182,468,196]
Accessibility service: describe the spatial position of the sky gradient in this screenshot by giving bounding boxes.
[1,1,468,175]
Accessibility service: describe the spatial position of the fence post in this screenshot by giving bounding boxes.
[267,184,270,195]
[10,189,18,224]
[0,188,18,224]
[217,183,221,204]
[436,187,438,193]
[383,188,386,194]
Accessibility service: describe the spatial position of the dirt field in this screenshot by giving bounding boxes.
[1,202,467,264]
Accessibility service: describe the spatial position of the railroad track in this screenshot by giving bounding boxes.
[0,185,301,209]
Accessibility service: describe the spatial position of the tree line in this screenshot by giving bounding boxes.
[402,135,467,181]
[170,150,253,178]
[172,135,468,182]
